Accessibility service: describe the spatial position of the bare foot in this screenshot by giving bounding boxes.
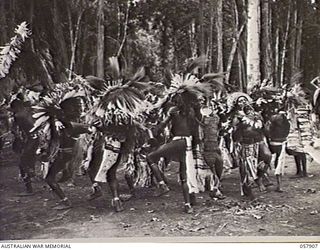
[259,184,267,192]
[275,187,284,193]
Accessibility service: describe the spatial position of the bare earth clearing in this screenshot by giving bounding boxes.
[0,144,319,240]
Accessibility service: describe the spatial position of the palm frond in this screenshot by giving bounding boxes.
[0,22,31,79]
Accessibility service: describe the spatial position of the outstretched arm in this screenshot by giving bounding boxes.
[67,122,91,136]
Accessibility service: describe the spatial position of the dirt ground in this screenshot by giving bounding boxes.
[0,140,320,241]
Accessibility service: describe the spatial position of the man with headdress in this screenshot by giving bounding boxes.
[9,92,39,196]
[81,56,155,212]
[146,65,223,213]
[227,92,270,199]
[147,89,201,213]
[31,87,92,210]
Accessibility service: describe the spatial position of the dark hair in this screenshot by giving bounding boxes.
[10,99,24,111]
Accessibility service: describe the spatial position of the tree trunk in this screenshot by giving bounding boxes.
[199,0,205,73]
[280,4,291,86]
[160,19,169,69]
[261,0,273,82]
[238,49,245,92]
[117,2,121,42]
[53,0,69,70]
[225,0,244,85]
[97,0,105,78]
[68,10,84,80]
[247,0,261,93]
[289,0,297,78]
[0,1,9,45]
[189,18,197,58]
[9,0,16,33]
[295,17,303,71]
[207,1,214,73]
[0,1,8,45]
[216,0,223,73]
[29,0,35,52]
[117,0,130,57]
[274,27,280,87]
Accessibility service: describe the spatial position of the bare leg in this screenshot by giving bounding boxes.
[239,160,254,200]
[301,154,307,177]
[45,159,71,210]
[86,143,103,200]
[294,155,302,176]
[179,160,193,214]
[275,174,283,192]
[107,156,123,212]
[18,168,34,196]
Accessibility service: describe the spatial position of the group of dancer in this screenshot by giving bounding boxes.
[3,56,320,214]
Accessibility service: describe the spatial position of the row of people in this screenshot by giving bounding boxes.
[4,57,320,213]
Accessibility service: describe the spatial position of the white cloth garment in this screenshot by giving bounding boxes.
[274,141,286,176]
[94,137,121,183]
[172,136,199,193]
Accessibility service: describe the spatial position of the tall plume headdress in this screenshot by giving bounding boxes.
[30,86,85,135]
[284,72,308,108]
[154,56,225,111]
[29,85,85,162]
[94,57,151,126]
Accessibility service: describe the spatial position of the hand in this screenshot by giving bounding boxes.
[55,120,65,131]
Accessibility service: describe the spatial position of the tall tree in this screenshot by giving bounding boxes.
[216,0,223,73]
[261,0,273,82]
[199,0,205,73]
[279,2,291,86]
[96,0,105,78]
[246,0,261,92]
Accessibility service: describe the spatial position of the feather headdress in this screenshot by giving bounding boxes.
[226,92,252,112]
[30,86,85,134]
[155,56,225,110]
[250,80,284,111]
[94,57,151,126]
[284,72,308,107]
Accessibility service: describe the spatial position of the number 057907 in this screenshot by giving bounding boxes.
[300,244,318,248]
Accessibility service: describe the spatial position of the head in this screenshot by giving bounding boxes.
[236,96,250,109]
[60,97,83,121]
[9,99,25,113]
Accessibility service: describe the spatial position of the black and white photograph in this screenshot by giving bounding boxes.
[0,0,319,244]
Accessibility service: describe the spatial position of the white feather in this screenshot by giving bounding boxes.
[30,115,49,132]
[32,112,46,119]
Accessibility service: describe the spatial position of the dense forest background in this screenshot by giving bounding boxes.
[0,0,319,99]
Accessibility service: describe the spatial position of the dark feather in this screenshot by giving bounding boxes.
[130,67,145,82]
[185,55,207,73]
[85,75,106,91]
